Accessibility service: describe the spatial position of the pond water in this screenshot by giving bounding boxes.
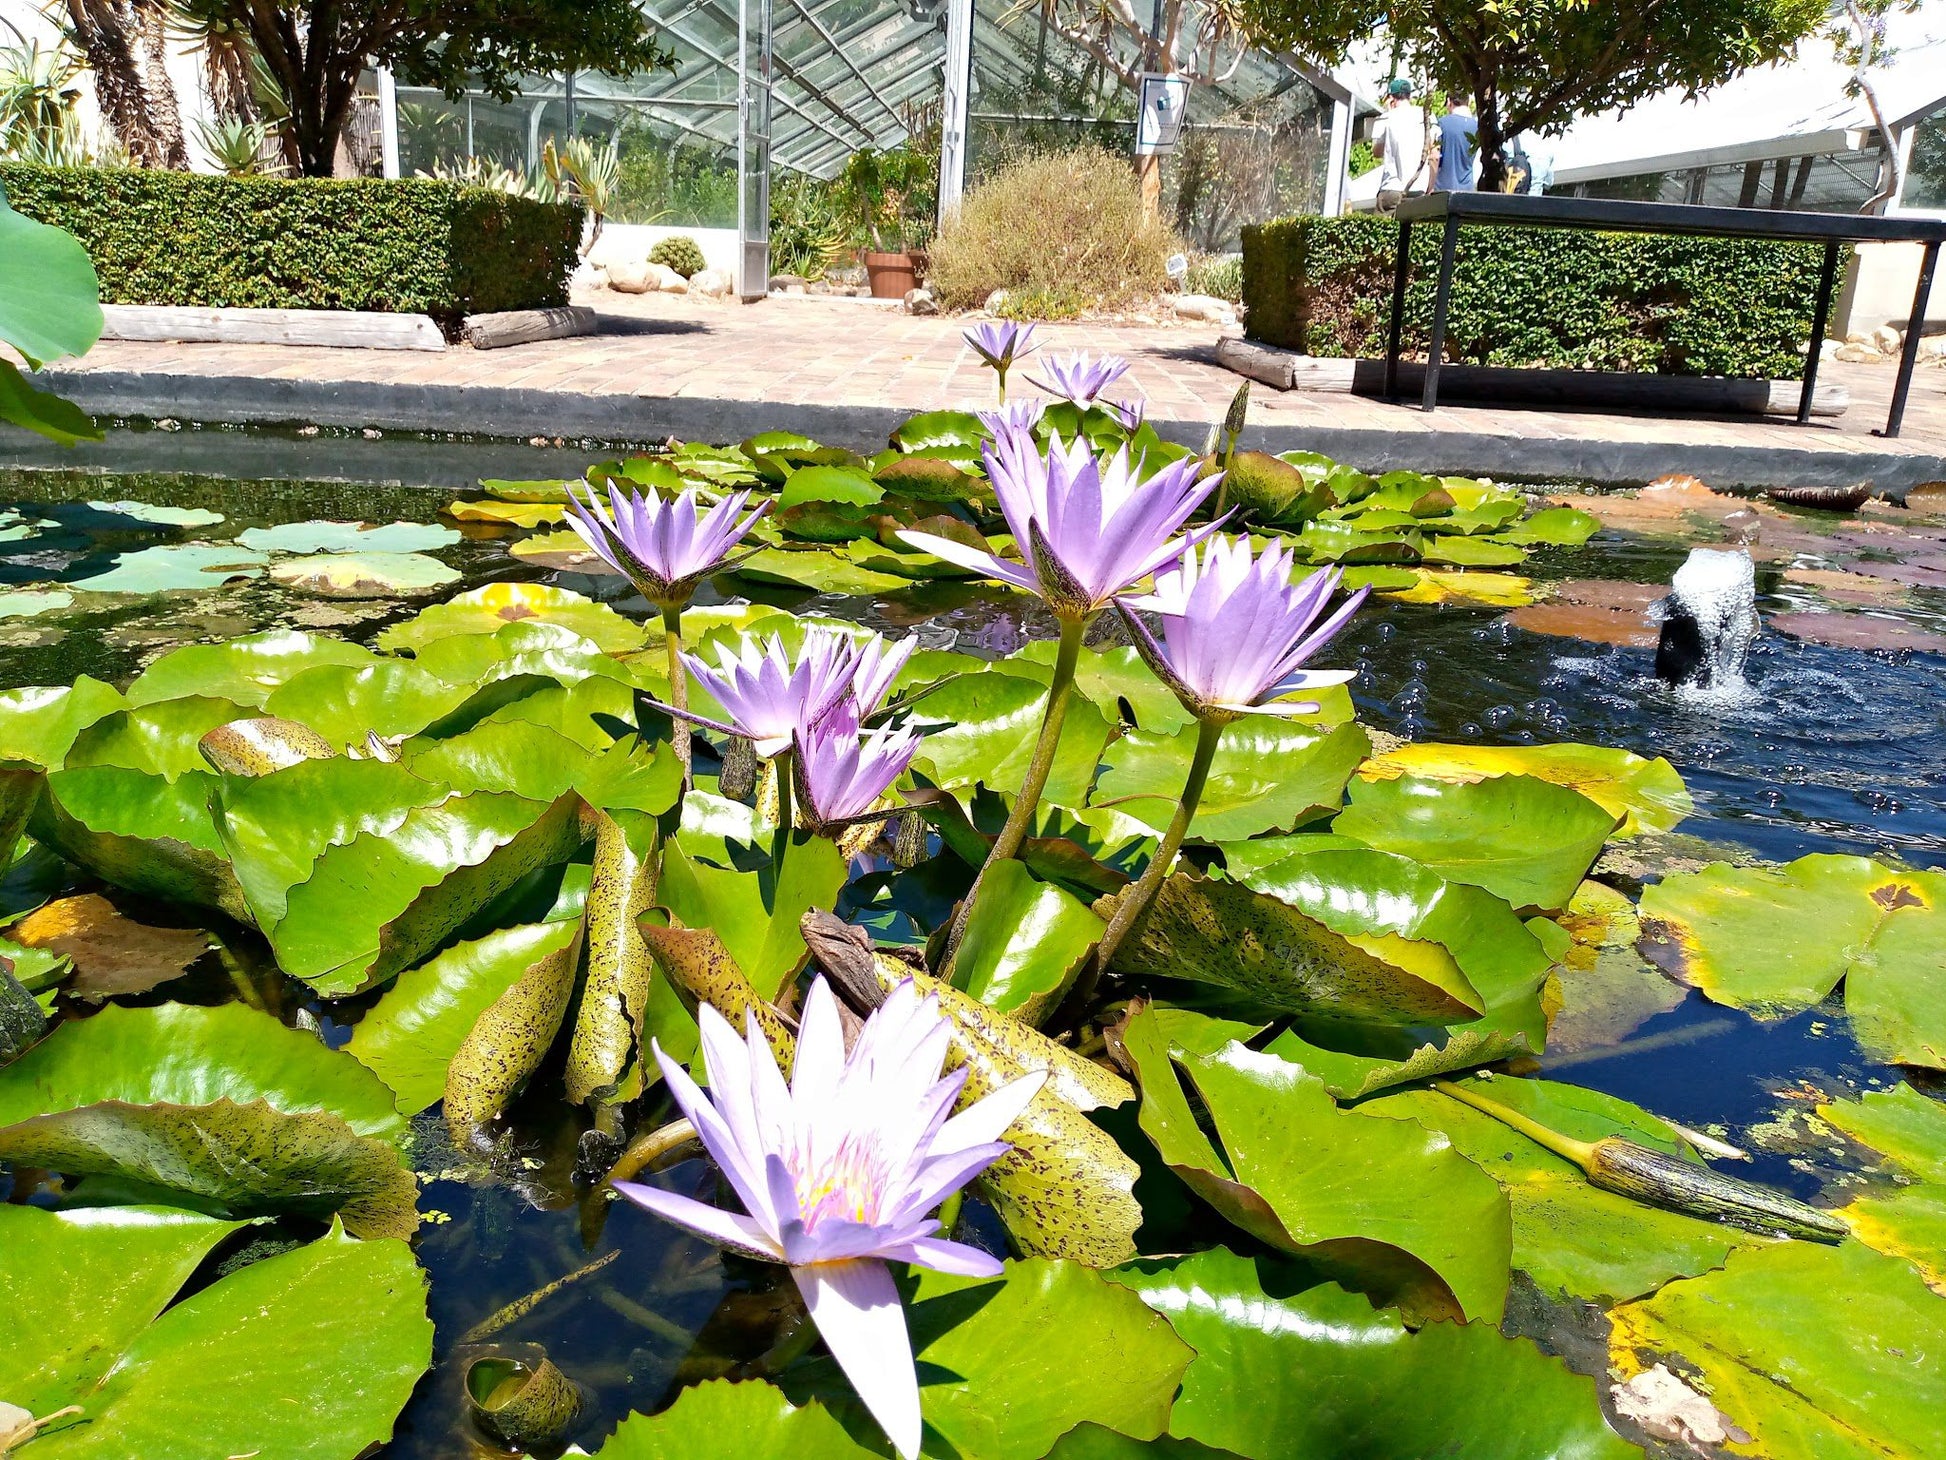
[2,445,1943,1457]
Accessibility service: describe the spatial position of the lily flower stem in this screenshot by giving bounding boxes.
[1431,1079,1596,1166]
[662,603,691,789]
[943,615,1086,963]
[776,747,796,836]
[1077,714,1223,1010]
[996,367,1008,406]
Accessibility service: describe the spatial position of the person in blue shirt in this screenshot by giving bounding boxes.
[1435,95,1478,192]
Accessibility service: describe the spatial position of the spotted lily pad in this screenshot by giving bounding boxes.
[268,552,461,598]
[0,1207,431,1460]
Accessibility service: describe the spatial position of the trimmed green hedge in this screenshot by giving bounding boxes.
[1240,214,1831,379]
[0,164,583,328]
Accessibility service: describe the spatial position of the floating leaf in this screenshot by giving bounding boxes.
[1111,1247,1633,1459]
[1119,1009,1510,1322]
[1107,871,1484,1025]
[1541,881,1685,1055]
[0,680,124,767]
[1094,720,1369,840]
[1608,1240,1946,1460]
[348,920,582,1116]
[9,893,207,1002]
[444,498,567,527]
[0,1209,431,1460]
[1357,741,1692,837]
[1639,855,1946,1067]
[509,526,616,571]
[1501,505,1602,546]
[953,858,1104,1023]
[198,716,338,775]
[126,629,377,708]
[910,676,1112,811]
[1366,1077,1762,1303]
[1822,1085,1946,1293]
[785,1260,1193,1458]
[781,463,884,509]
[0,587,74,619]
[261,661,473,746]
[1377,568,1536,606]
[68,542,269,594]
[238,520,460,554]
[1333,772,1620,913]
[661,834,852,1002]
[268,552,460,598]
[65,695,258,779]
[36,767,249,922]
[84,500,226,528]
[378,583,646,654]
[594,1380,870,1458]
[565,810,665,1105]
[727,546,911,597]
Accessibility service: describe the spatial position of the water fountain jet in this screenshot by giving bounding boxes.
[1654,548,1758,692]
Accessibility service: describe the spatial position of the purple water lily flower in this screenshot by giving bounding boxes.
[898,419,1222,619]
[564,481,769,607]
[1117,536,1367,719]
[678,629,918,757]
[964,320,1039,373]
[794,701,922,828]
[616,978,1045,1459]
[1029,350,1131,407]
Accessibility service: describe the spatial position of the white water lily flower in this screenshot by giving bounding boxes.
[615,978,1045,1458]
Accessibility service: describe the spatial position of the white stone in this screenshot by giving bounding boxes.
[1818,337,1841,360]
[1834,343,1883,363]
[689,268,733,298]
[1920,335,1946,359]
[904,287,938,316]
[983,288,1010,314]
[1872,324,1904,353]
[646,262,689,293]
[607,260,652,295]
[1170,293,1234,323]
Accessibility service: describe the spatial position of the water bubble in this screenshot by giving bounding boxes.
[1484,705,1516,729]
[1459,721,1482,739]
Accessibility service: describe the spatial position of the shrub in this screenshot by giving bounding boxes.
[1240,213,1829,379]
[1185,254,1242,302]
[927,145,1179,313]
[648,233,707,278]
[0,163,581,329]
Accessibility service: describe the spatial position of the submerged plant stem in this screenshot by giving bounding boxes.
[605,1117,701,1186]
[663,603,691,788]
[460,1249,621,1343]
[943,614,1086,964]
[1074,714,1223,1014]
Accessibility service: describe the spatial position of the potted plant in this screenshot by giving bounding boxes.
[835,141,938,298]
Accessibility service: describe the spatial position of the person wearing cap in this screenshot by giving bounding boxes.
[1374,77,1434,213]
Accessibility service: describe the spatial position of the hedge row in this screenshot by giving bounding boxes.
[0,164,583,328]
[1240,214,1830,379]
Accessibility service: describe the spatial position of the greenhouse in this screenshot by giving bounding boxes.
[390,0,1359,291]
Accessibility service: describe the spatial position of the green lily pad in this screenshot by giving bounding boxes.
[0,679,125,767]
[1419,534,1528,567]
[1095,720,1370,840]
[0,1209,431,1460]
[727,547,912,597]
[1108,871,1485,1025]
[595,1380,871,1458]
[262,660,474,746]
[65,696,257,780]
[1110,1247,1633,1459]
[1822,1085,1946,1294]
[0,588,74,619]
[377,583,646,654]
[1119,1009,1510,1322]
[0,193,101,366]
[68,542,269,594]
[1357,741,1692,837]
[126,629,378,708]
[1638,855,1946,1067]
[347,919,583,1115]
[268,552,461,598]
[1501,505,1602,546]
[910,675,1112,812]
[953,858,1104,1023]
[0,359,99,445]
[36,766,249,921]
[1365,1076,1762,1303]
[661,833,850,1001]
[85,500,226,528]
[1333,772,1620,913]
[0,1002,413,1233]
[1010,642,1193,735]
[1540,881,1686,1055]
[238,519,461,554]
[780,463,884,509]
[781,1259,1193,1459]
[1608,1239,1946,1460]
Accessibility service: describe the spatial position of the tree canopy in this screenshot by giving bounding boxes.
[1230,0,1829,189]
[175,0,676,176]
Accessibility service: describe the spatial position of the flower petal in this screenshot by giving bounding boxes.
[795,1259,923,1460]
[933,1070,1046,1156]
[875,1234,1006,1278]
[611,1180,784,1263]
[895,531,1039,592]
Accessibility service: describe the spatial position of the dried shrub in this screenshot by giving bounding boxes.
[928,146,1179,313]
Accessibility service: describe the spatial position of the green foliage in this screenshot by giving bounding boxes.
[0,185,100,444]
[1241,213,1829,378]
[1347,137,1378,177]
[928,146,1180,312]
[769,169,851,280]
[833,139,939,252]
[647,232,706,278]
[0,162,582,327]
[1182,254,1241,301]
[610,127,736,227]
[1236,0,1826,185]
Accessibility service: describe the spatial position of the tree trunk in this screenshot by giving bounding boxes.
[1474,93,1506,192]
[134,0,189,168]
[63,0,164,165]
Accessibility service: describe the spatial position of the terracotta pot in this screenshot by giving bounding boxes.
[863,250,921,299]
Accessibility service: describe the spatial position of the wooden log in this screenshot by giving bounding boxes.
[100,304,446,352]
[1218,339,1848,416]
[462,306,599,350]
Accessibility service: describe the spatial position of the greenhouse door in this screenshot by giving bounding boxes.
[737,0,774,299]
